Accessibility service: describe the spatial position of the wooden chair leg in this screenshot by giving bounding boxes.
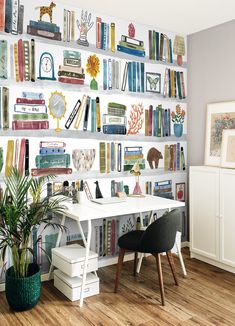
[114,248,125,293]
[166,251,178,286]
[155,253,165,306]
[133,252,138,276]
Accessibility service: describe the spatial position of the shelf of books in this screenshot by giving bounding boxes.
[0,0,188,284]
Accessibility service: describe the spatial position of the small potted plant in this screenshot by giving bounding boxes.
[86,54,100,90]
[0,168,66,311]
[171,104,186,138]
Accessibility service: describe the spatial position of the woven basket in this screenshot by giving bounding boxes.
[5,263,41,311]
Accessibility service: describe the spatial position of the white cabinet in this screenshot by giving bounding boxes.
[190,166,235,273]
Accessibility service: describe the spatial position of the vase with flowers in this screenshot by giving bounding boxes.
[86,54,100,90]
[171,104,185,138]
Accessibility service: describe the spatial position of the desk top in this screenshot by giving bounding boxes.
[62,195,185,222]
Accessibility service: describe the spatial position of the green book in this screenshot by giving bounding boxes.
[35,154,70,169]
[13,113,48,120]
[152,31,156,60]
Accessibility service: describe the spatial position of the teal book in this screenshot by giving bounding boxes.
[29,20,60,33]
[35,154,70,168]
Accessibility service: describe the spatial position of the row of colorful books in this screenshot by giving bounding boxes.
[96,18,115,51]
[123,146,145,171]
[103,58,121,90]
[148,30,173,63]
[145,104,171,137]
[121,61,145,92]
[164,143,185,171]
[0,0,24,34]
[163,68,186,99]
[4,138,29,176]
[99,142,122,173]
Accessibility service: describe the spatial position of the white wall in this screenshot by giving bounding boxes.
[187,19,235,166]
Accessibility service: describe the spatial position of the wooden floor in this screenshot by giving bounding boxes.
[1,248,235,326]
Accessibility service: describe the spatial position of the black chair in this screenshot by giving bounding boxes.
[114,209,181,306]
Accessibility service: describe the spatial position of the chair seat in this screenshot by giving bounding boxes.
[118,230,144,251]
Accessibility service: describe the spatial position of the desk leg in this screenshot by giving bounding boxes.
[79,219,92,308]
[175,240,187,277]
[77,220,87,247]
[48,214,66,280]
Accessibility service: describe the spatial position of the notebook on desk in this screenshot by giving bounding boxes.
[91,197,127,205]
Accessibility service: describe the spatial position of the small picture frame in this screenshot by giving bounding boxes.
[53,182,64,194]
[146,72,161,93]
[175,182,185,202]
[220,129,235,168]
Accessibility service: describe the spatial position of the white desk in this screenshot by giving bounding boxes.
[49,195,185,307]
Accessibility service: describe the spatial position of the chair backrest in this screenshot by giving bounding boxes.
[140,209,181,253]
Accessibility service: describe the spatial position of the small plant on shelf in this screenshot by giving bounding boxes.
[86,54,100,90]
[171,104,185,138]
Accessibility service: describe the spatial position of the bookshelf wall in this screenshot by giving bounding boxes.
[0,0,187,283]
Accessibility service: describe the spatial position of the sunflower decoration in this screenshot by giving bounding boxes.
[86,54,100,90]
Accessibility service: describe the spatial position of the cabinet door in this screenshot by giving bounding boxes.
[220,169,235,267]
[190,167,220,260]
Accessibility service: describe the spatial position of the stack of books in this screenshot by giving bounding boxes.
[163,68,186,99]
[164,143,185,171]
[123,146,145,171]
[12,91,49,130]
[145,104,171,137]
[31,140,72,177]
[153,180,173,199]
[117,35,145,57]
[148,31,173,63]
[1,0,24,34]
[121,61,145,93]
[103,102,127,135]
[27,20,61,41]
[58,50,85,85]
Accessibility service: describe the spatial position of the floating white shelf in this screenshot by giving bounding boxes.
[0,31,187,69]
[0,129,187,142]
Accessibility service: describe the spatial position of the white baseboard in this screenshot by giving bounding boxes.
[181,241,190,248]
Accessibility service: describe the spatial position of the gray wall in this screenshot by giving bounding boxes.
[187,19,235,166]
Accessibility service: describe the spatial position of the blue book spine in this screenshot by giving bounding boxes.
[22,91,44,99]
[128,62,133,92]
[137,62,140,92]
[103,59,107,90]
[177,142,180,170]
[153,109,156,137]
[103,22,107,50]
[91,99,96,132]
[111,142,115,171]
[101,22,105,50]
[39,148,65,155]
[103,125,126,135]
[4,0,12,33]
[29,20,60,33]
[117,45,145,57]
[132,62,136,92]
[161,109,165,137]
[168,108,171,136]
[156,32,159,60]
[141,63,145,92]
[169,39,173,63]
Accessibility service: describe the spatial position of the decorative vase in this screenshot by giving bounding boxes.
[174,123,183,138]
[5,263,41,311]
[90,78,98,90]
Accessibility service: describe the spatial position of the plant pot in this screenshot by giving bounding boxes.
[174,123,183,138]
[90,78,98,90]
[5,263,41,311]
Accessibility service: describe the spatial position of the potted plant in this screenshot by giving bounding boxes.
[0,168,66,311]
[171,104,186,138]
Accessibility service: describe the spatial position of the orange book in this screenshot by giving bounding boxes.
[0,0,4,32]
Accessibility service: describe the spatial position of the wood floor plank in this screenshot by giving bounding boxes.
[1,249,235,326]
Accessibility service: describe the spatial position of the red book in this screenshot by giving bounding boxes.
[58,76,85,85]
[18,39,24,82]
[12,120,49,130]
[148,105,153,136]
[16,98,45,105]
[0,0,4,31]
[31,168,72,177]
[18,138,26,176]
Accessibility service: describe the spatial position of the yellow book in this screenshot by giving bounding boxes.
[5,140,14,177]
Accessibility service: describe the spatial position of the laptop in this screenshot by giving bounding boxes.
[91,197,127,205]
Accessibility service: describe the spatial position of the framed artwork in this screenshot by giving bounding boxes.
[220,129,235,168]
[146,72,161,93]
[204,101,235,166]
[175,182,185,202]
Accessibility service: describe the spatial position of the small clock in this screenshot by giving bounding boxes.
[38,52,56,80]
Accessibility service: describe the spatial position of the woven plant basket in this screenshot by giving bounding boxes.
[5,263,41,311]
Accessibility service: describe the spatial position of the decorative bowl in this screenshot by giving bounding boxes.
[72,149,96,172]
